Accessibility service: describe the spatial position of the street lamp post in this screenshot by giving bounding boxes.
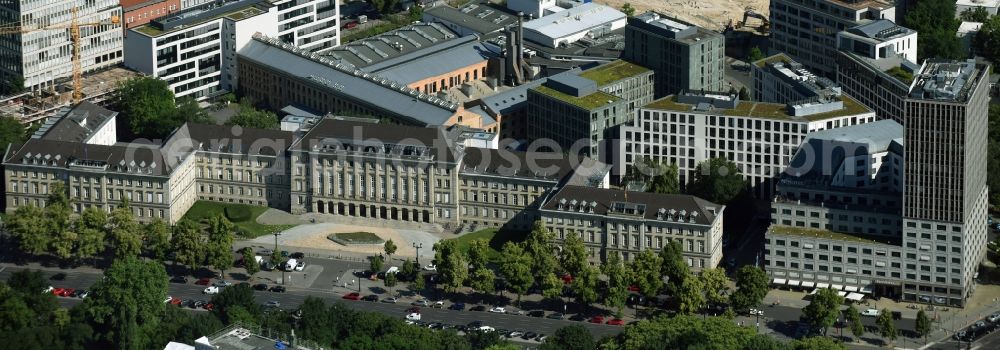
[273,231,283,284]
[413,242,423,266]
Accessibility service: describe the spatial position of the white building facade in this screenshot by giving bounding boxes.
[0,0,123,91]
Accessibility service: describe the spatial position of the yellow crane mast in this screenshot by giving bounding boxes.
[0,8,119,103]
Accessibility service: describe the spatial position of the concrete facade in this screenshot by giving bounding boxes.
[623,12,725,98]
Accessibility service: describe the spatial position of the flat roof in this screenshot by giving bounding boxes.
[370,37,498,86]
[845,19,915,42]
[238,35,459,126]
[423,2,517,35]
[532,85,619,110]
[825,0,894,11]
[956,0,1000,7]
[523,3,625,39]
[909,60,982,102]
[768,225,899,245]
[644,94,871,122]
[133,0,266,37]
[578,60,651,86]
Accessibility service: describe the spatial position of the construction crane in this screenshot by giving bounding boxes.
[0,8,120,103]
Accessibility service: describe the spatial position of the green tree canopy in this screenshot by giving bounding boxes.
[242,248,260,282]
[904,0,964,59]
[961,6,990,22]
[700,268,730,306]
[498,242,533,306]
[845,306,864,340]
[171,220,204,273]
[789,337,847,350]
[977,16,1000,68]
[677,276,706,314]
[108,203,142,259]
[85,257,169,350]
[747,46,765,63]
[689,157,745,204]
[115,77,178,139]
[800,288,843,336]
[876,308,897,345]
[602,252,629,317]
[206,214,235,277]
[659,240,690,292]
[0,115,28,148]
[541,325,594,350]
[612,315,756,349]
[621,3,636,17]
[226,98,279,129]
[730,266,769,311]
[915,309,931,344]
[7,205,51,255]
[433,239,468,292]
[629,249,663,299]
[624,157,680,194]
[524,220,561,297]
[145,219,171,261]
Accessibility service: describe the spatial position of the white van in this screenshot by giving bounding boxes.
[386,266,399,275]
[284,258,298,271]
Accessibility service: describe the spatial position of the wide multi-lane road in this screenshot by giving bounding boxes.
[0,265,624,341]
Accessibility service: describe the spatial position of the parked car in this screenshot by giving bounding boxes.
[449,302,466,310]
[290,252,305,259]
[406,307,421,313]
[470,305,487,312]
[58,288,75,297]
[488,306,505,313]
[412,299,431,306]
[607,319,625,326]
[169,297,182,306]
[569,314,587,321]
[527,310,545,318]
[589,315,605,323]
[51,287,65,296]
[203,303,215,311]
[861,308,881,317]
[264,300,281,308]
[203,286,220,294]
[170,276,188,284]
[269,286,286,293]
[406,312,421,321]
[253,283,268,291]
[259,249,274,256]
[522,331,537,339]
[382,297,399,303]
[213,280,232,287]
[423,264,437,271]
[507,331,524,338]
[75,290,90,298]
[342,292,360,300]
[987,313,1000,323]
[362,295,379,302]
[342,21,358,29]
[194,300,206,308]
[748,308,764,316]
[164,296,173,304]
[294,261,305,271]
[431,300,445,308]
[42,286,54,294]
[546,312,564,320]
[195,278,211,286]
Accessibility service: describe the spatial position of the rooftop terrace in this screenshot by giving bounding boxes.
[579,60,651,86]
[133,2,264,37]
[768,225,899,245]
[533,85,620,110]
[644,94,870,121]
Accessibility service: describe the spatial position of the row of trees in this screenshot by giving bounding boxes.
[604,314,847,350]
[623,157,747,205]
[5,183,236,277]
[430,220,770,318]
[799,288,932,346]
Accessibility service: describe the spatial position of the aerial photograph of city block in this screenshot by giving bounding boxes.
[1,0,999,349]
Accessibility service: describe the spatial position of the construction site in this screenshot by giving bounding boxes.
[0,67,138,125]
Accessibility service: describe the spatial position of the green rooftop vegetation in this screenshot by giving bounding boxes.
[533,85,620,110]
[885,66,914,84]
[134,25,163,36]
[753,53,792,68]
[768,225,880,244]
[643,94,871,122]
[579,60,651,86]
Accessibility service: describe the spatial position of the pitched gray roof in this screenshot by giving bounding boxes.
[237,36,459,126]
[36,101,117,143]
[290,118,461,163]
[541,185,722,225]
[370,38,499,86]
[324,23,460,69]
[460,148,580,181]
[7,139,177,176]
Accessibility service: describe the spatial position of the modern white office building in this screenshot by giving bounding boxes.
[615,90,876,198]
[123,0,338,100]
[836,19,917,65]
[0,0,123,92]
[770,0,896,77]
[751,53,842,105]
[521,3,626,48]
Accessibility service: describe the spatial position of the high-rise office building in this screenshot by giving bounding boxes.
[623,11,724,98]
[770,0,896,77]
[763,59,990,306]
[0,0,123,91]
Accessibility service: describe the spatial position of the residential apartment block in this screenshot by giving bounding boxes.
[123,0,339,100]
[751,54,842,105]
[539,185,724,268]
[623,11,725,98]
[616,90,876,198]
[765,59,990,306]
[0,0,123,91]
[527,61,653,159]
[769,0,896,77]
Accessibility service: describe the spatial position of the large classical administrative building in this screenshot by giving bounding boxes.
[3,102,723,266]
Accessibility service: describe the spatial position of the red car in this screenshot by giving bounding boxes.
[561,274,573,284]
[606,319,625,326]
[342,21,358,29]
[195,278,211,285]
[628,284,639,292]
[342,292,360,300]
[169,297,182,306]
[59,288,75,297]
[203,303,214,311]
[589,315,605,324]
[51,288,65,296]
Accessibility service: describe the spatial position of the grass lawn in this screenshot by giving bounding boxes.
[182,201,295,238]
[447,228,528,263]
[332,232,383,243]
